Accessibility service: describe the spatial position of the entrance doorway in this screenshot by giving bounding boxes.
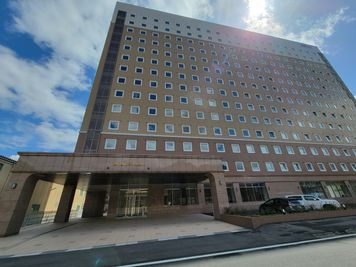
[118,187,147,217]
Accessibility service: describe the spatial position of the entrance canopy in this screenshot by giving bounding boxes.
[0,153,229,236]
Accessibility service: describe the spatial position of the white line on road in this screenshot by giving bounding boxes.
[119,233,356,267]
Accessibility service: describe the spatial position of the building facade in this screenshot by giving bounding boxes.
[1,2,356,236]
[76,2,356,210]
[0,156,16,192]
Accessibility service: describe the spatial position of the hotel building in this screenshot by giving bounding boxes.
[1,2,356,236]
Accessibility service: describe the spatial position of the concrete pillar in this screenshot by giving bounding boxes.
[82,191,106,218]
[107,185,120,217]
[344,181,356,197]
[54,175,78,223]
[147,183,165,216]
[208,172,229,219]
[233,183,242,203]
[320,181,332,198]
[0,172,37,236]
[197,183,205,206]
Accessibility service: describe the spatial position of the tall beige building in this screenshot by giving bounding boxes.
[1,2,356,236]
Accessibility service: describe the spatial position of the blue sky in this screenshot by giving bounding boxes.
[1,0,356,160]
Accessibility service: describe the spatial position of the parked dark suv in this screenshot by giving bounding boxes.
[259,198,302,215]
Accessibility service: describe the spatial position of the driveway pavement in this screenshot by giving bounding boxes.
[1,215,356,266]
[0,214,244,257]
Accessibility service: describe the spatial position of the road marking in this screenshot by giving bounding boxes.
[10,252,42,258]
[158,237,178,241]
[119,233,356,267]
[66,247,93,252]
[115,241,138,246]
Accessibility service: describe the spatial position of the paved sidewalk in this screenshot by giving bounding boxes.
[0,214,245,256]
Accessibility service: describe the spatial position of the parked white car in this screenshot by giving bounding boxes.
[285,195,343,210]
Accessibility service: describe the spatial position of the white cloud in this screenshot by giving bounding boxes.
[35,122,79,150]
[287,8,351,48]
[0,46,86,127]
[127,0,214,20]
[10,0,115,68]
[9,155,20,161]
[242,0,352,49]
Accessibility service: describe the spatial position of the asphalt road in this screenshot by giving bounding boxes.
[1,216,356,267]
[169,235,356,267]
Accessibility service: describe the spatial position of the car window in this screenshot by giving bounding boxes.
[304,196,317,201]
[287,196,302,200]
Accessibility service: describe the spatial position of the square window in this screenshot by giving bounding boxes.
[242,129,250,137]
[182,125,191,134]
[128,122,139,131]
[108,120,119,130]
[265,162,275,172]
[200,143,209,152]
[150,81,158,88]
[148,107,157,115]
[235,161,245,171]
[279,162,288,172]
[268,131,276,139]
[196,111,205,119]
[246,144,255,153]
[216,143,225,153]
[132,91,141,99]
[214,127,222,136]
[104,139,116,150]
[165,124,174,133]
[195,98,203,105]
[231,144,240,153]
[228,128,236,136]
[251,162,260,172]
[164,95,173,102]
[112,104,122,113]
[273,146,282,154]
[149,93,157,101]
[165,83,173,89]
[165,108,173,117]
[135,67,143,74]
[147,123,157,132]
[181,110,189,118]
[117,77,126,84]
[119,65,128,72]
[260,145,269,154]
[292,162,302,172]
[222,161,229,171]
[165,141,175,151]
[183,142,193,152]
[317,163,326,172]
[198,126,207,135]
[255,130,263,138]
[126,139,137,150]
[130,106,140,114]
[225,114,233,121]
[146,140,157,151]
[134,79,142,86]
[180,97,188,104]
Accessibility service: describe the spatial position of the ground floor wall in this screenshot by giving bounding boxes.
[222,176,356,210]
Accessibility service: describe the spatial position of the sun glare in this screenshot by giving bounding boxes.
[247,0,267,18]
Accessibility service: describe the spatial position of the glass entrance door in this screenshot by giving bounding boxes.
[118,187,147,217]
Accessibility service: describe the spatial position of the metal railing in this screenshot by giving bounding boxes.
[22,210,81,227]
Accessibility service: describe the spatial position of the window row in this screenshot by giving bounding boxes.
[234,161,356,173]
[107,120,353,144]
[104,138,356,158]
